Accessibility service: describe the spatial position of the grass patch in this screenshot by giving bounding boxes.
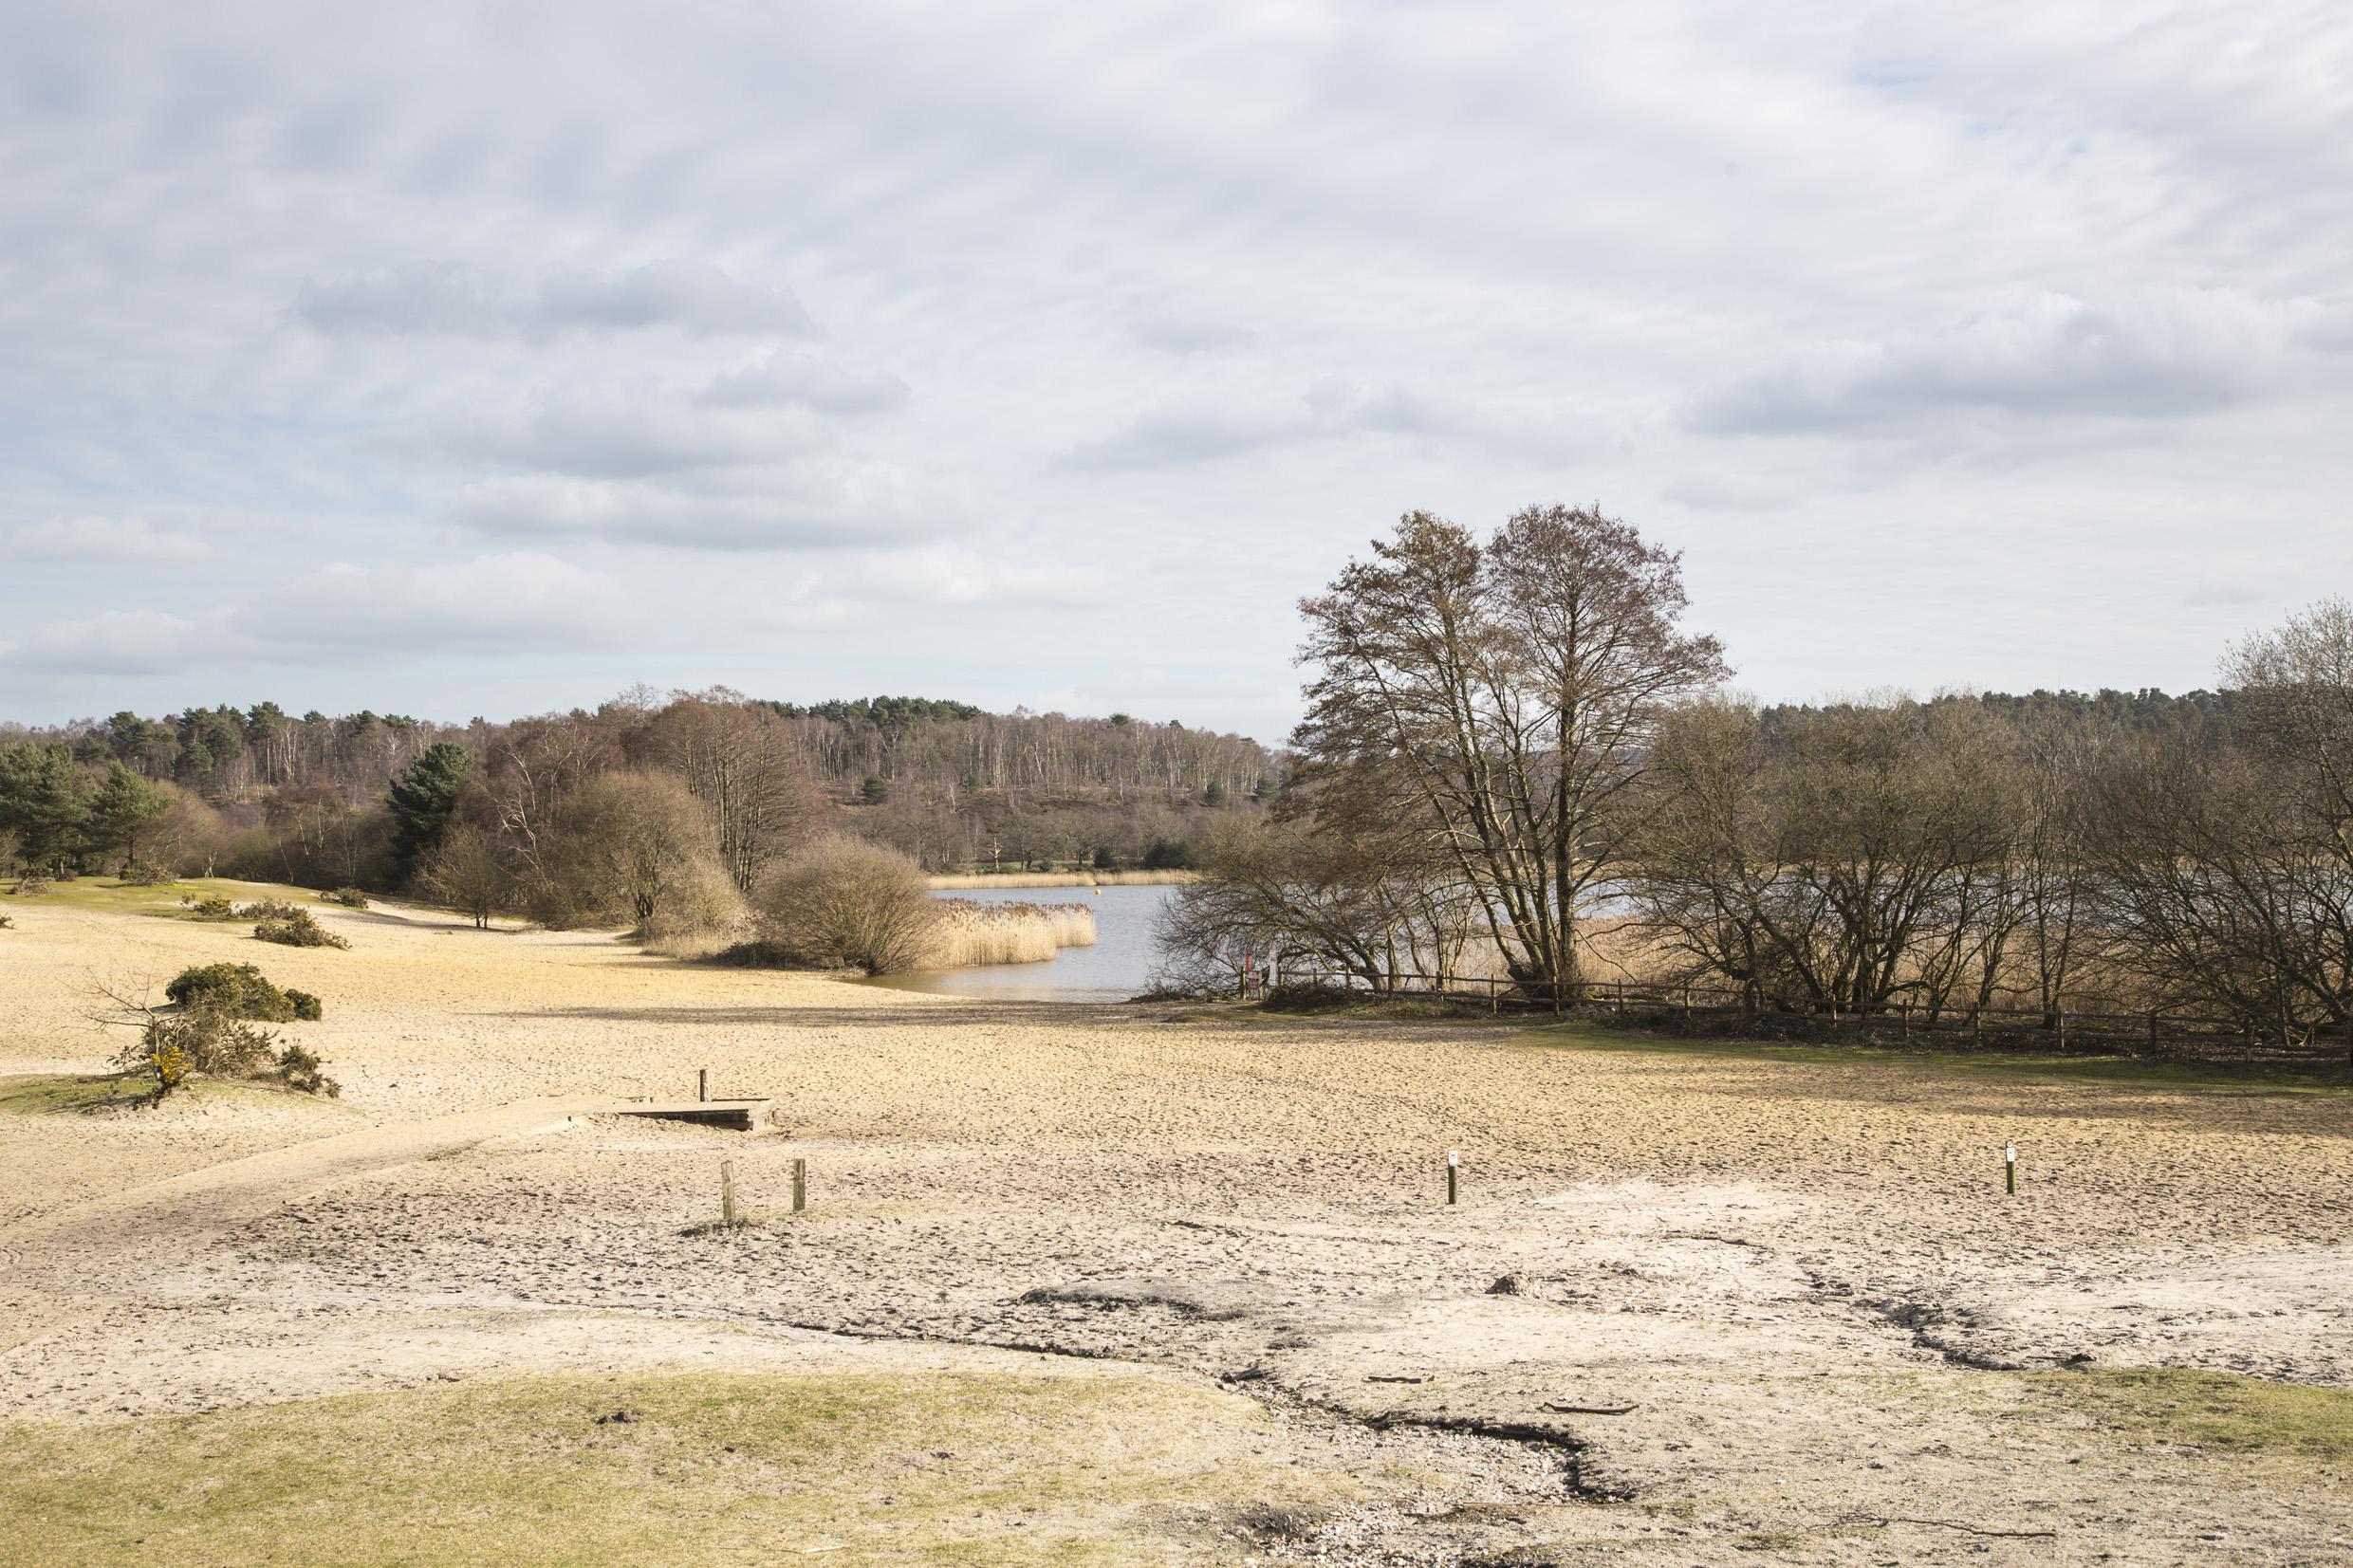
[6,876,321,921]
[2,1368,1350,1566]
[0,1073,159,1115]
[2024,1368,2353,1467]
[1519,1019,2353,1097]
[0,1073,359,1117]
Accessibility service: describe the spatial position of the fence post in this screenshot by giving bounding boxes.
[721,1158,738,1226]
[791,1157,807,1214]
[1489,976,1498,1014]
[1683,984,1693,1025]
[2057,1008,2067,1051]
[698,1068,710,1104]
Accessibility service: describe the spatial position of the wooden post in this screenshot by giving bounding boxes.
[2004,1141,2016,1196]
[791,1157,807,1214]
[1446,1150,1458,1207]
[2148,1010,2159,1054]
[1682,984,1693,1025]
[2057,1008,2067,1052]
[1970,1005,1981,1045]
[1489,976,1498,1014]
[721,1158,738,1226]
[698,1068,710,1104]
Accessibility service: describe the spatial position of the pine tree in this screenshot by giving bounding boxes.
[386,743,474,885]
[87,762,170,870]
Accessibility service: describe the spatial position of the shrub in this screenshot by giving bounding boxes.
[118,860,175,887]
[254,909,351,950]
[235,897,303,921]
[11,875,53,896]
[286,988,324,1022]
[271,1042,341,1097]
[117,1009,278,1090]
[166,962,299,1022]
[0,913,13,930]
[752,837,941,974]
[182,894,236,918]
[321,887,371,909]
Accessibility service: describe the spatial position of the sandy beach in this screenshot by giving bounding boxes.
[5,886,2351,1564]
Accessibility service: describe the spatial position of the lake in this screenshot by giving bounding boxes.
[870,882,1179,1003]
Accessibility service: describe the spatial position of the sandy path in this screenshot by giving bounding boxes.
[5,889,2353,1562]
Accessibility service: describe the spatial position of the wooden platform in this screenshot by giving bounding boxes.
[598,1098,774,1131]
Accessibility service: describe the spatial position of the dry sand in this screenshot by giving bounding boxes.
[4,888,2351,1564]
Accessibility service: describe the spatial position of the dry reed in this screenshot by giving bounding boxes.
[926,871,1200,890]
[930,898,1098,967]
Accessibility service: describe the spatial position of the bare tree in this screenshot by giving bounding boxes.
[1293,506,1726,1001]
[753,837,940,974]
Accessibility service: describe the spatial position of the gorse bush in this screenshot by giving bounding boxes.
[753,837,939,975]
[117,860,175,886]
[254,908,351,949]
[166,962,303,1021]
[321,887,371,909]
[287,988,324,1021]
[118,1009,277,1084]
[182,894,236,918]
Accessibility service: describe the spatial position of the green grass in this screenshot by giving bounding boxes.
[2,1368,1354,1566]
[2024,1369,2353,1467]
[4,875,323,921]
[0,1073,357,1118]
[1518,1019,2353,1097]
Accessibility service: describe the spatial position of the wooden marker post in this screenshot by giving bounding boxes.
[2004,1141,2016,1195]
[792,1157,807,1214]
[698,1068,710,1103]
[1446,1149,1459,1207]
[720,1158,739,1225]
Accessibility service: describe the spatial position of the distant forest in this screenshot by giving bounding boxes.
[0,691,1284,890]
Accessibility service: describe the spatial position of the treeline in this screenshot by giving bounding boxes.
[1159,505,2351,1051]
[0,691,1279,896]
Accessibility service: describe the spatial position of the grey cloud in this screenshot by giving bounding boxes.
[297,259,812,340]
[696,350,910,415]
[1686,290,2307,434]
[434,388,824,479]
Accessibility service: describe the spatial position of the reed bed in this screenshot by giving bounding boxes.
[926,871,1200,890]
[930,898,1098,967]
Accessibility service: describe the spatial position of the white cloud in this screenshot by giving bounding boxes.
[449,465,942,551]
[245,552,630,652]
[4,610,199,675]
[3,516,210,562]
[1062,378,1448,470]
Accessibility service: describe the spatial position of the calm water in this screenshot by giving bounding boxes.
[869,883,1178,1003]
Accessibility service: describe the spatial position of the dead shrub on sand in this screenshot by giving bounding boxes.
[753,837,940,974]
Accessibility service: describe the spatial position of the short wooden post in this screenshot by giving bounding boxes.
[1970,1005,1981,1045]
[1445,1150,1459,1207]
[792,1157,807,1213]
[721,1158,738,1225]
[698,1068,710,1103]
[2004,1141,2016,1195]
[1489,976,1498,1014]
[1682,984,1694,1025]
[2057,1008,2067,1051]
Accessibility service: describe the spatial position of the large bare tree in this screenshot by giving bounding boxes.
[1292,506,1727,998]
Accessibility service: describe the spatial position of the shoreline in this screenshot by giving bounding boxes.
[924,870,1198,889]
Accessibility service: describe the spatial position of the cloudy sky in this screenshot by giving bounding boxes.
[4,2,2348,745]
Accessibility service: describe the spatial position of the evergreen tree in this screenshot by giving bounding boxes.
[0,745,92,876]
[87,763,171,869]
[386,742,474,884]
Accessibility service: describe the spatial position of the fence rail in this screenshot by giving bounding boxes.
[1259,965,2353,1064]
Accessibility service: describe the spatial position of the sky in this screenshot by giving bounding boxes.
[3,1,2349,747]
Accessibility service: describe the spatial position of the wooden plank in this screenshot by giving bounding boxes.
[600,1098,773,1132]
